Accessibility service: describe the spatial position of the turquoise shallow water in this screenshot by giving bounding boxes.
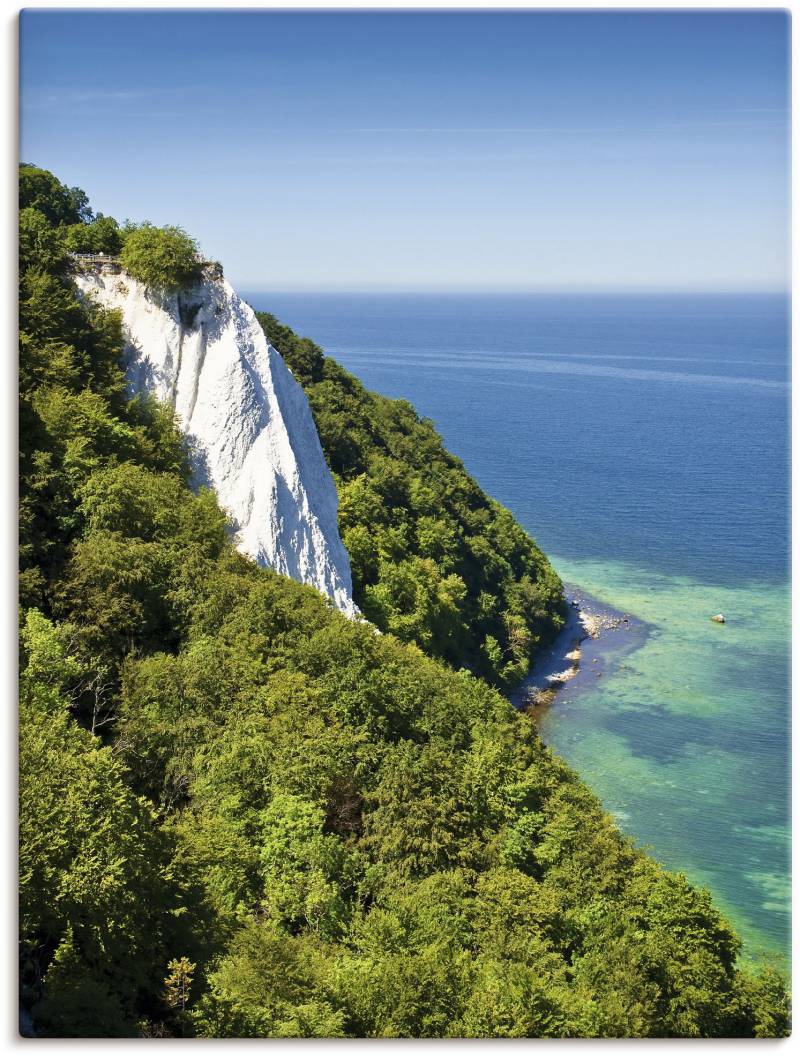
[543,557,790,963]
[246,291,791,962]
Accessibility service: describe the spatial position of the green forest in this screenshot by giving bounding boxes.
[256,311,565,687]
[19,165,790,1038]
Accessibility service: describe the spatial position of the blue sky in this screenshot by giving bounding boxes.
[20,10,789,292]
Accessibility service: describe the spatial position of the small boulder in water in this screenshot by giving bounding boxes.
[711,613,726,624]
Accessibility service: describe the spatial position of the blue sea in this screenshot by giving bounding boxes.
[244,291,791,964]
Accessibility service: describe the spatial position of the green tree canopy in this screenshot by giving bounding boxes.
[120,223,201,289]
[257,311,566,687]
[19,163,92,225]
[64,215,124,255]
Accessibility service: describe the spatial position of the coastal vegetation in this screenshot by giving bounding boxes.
[119,223,202,289]
[257,312,566,687]
[64,215,125,256]
[18,165,790,1038]
[19,161,200,287]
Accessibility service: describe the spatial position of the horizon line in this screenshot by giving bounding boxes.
[235,285,790,297]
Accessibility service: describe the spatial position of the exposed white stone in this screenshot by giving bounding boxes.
[74,265,358,617]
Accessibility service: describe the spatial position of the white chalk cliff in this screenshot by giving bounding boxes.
[74,263,358,617]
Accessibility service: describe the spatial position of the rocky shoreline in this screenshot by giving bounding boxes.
[511,585,647,717]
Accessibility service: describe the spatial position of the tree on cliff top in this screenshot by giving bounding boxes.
[19,163,92,226]
[120,223,201,290]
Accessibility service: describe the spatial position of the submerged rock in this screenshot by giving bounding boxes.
[74,265,358,616]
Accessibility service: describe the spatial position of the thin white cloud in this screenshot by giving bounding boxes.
[350,107,788,134]
[22,85,203,111]
[350,120,787,134]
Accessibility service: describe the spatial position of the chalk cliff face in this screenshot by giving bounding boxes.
[74,264,358,617]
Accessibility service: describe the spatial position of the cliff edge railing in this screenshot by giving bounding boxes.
[70,251,121,264]
[69,251,222,278]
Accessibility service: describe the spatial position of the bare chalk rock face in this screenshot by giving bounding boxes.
[74,265,358,617]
